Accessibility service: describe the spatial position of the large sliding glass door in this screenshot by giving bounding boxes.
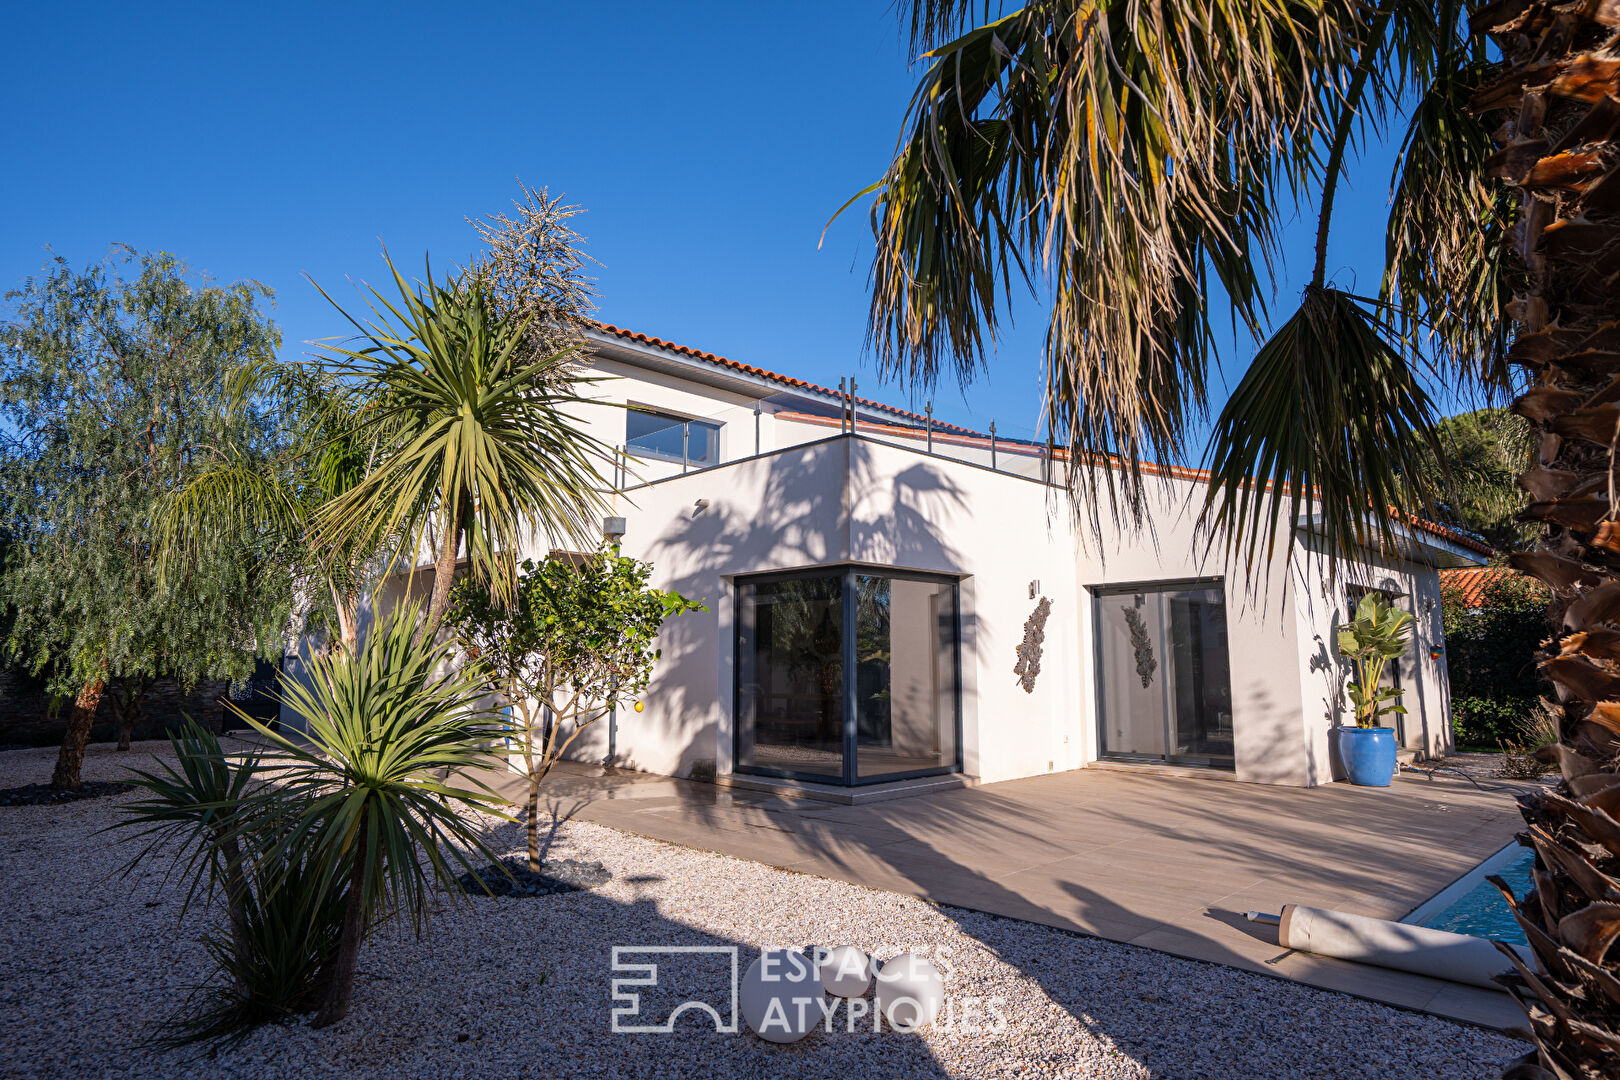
[1094,581,1234,770]
[736,567,961,785]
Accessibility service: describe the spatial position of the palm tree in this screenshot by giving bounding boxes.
[313,255,615,640]
[852,0,1498,560]
[856,2,1618,1073]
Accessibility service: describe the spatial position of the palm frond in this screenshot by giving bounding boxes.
[1201,286,1444,575]
[1383,48,1519,394]
[853,0,1359,531]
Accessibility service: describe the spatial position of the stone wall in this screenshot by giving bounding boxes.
[0,668,233,749]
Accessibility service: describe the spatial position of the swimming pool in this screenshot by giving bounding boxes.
[1405,845,1533,946]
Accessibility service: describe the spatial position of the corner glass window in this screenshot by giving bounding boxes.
[626,407,720,464]
[736,567,961,785]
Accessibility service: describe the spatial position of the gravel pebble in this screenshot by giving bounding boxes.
[0,740,1524,1079]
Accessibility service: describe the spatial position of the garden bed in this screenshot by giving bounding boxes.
[0,740,1522,1080]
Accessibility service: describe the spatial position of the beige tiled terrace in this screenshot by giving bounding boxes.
[486,760,1538,1033]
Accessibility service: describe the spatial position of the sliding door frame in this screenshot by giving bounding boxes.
[1091,577,1234,771]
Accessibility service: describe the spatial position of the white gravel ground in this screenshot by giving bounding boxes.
[0,740,1523,1079]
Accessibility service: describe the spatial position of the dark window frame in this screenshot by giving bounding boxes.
[1091,577,1235,771]
[625,405,722,465]
[733,565,963,786]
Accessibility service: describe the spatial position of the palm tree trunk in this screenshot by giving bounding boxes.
[50,677,107,790]
[218,831,253,993]
[421,503,463,643]
[1473,5,1620,1074]
[313,828,369,1028]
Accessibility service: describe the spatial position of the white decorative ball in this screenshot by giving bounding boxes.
[817,945,871,998]
[740,949,822,1043]
[874,952,945,1031]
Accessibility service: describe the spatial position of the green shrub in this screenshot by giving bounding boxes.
[1441,569,1549,747]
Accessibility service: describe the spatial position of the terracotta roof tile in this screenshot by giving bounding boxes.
[591,322,980,436]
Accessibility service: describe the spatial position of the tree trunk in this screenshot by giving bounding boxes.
[50,677,107,789]
[528,777,541,873]
[420,504,463,644]
[218,831,253,994]
[109,677,148,751]
[1472,6,1620,1075]
[313,827,369,1028]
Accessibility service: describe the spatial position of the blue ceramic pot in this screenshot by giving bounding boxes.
[1337,726,1397,787]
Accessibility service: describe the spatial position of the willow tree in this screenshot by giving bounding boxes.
[855,1,1620,1074]
[0,249,295,788]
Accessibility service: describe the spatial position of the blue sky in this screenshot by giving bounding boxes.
[2,1,1422,445]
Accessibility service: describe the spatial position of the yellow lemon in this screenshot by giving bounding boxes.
[634,701,644,713]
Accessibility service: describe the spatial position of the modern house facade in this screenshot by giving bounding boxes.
[545,325,1489,789]
[293,323,1490,791]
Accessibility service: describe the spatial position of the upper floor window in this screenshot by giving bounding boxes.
[626,407,720,464]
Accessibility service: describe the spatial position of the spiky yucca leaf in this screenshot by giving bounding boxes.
[246,601,509,939]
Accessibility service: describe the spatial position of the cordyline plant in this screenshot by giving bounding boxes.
[312,253,616,642]
[113,602,508,1039]
[1335,592,1413,729]
[446,548,703,873]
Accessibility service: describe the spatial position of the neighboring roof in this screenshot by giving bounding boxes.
[1441,565,1544,606]
[589,320,1495,560]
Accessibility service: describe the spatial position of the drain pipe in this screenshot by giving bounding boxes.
[1246,905,1532,991]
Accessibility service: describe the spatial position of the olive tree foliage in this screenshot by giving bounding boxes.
[446,549,703,871]
[0,248,297,787]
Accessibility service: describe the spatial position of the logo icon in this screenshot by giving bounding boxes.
[610,946,740,1034]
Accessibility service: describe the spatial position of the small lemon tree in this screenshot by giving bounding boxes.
[447,548,703,871]
[1335,592,1415,729]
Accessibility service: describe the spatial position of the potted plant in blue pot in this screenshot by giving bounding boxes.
[1334,592,1413,786]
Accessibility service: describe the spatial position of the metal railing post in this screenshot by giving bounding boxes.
[754,400,761,457]
[838,378,847,433]
[682,423,690,473]
[849,379,857,435]
[990,421,998,470]
[925,402,933,453]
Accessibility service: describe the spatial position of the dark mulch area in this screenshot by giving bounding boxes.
[457,856,611,898]
[0,781,134,807]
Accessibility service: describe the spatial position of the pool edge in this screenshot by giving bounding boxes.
[1400,840,1525,926]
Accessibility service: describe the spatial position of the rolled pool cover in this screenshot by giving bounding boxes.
[1278,904,1534,990]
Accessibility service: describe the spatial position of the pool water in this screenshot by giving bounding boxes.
[1418,848,1534,946]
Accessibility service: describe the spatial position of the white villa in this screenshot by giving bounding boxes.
[309,322,1490,795]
